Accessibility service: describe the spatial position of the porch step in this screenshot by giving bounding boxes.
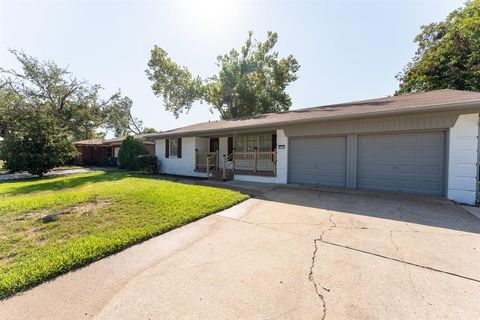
[208,169,234,181]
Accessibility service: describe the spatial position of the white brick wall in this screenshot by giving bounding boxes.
[447,113,479,205]
[275,129,288,183]
[219,137,228,169]
[155,137,207,177]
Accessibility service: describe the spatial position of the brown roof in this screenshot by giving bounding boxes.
[154,89,480,137]
[74,139,103,146]
[74,133,158,146]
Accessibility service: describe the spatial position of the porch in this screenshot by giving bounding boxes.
[195,150,277,178]
[194,133,278,179]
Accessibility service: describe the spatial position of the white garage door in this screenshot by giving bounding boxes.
[357,132,445,195]
[288,136,346,187]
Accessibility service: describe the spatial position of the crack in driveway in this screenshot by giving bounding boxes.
[309,209,337,320]
[319,240,480,283]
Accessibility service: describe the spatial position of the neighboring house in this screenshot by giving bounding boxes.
[74,134,157,166]
[150,89,480,205]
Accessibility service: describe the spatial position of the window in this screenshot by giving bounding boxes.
[235,136,247,152]
[170,139,178,157]
[235,134,273,152]
[165,138,182,158]
[258,134,272,152]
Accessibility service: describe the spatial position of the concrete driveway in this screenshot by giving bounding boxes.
[1,185,480,319]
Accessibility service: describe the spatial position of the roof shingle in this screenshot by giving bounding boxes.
[154,89,480,137]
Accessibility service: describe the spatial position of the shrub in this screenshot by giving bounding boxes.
[117,136,148,170]
[0,111,78,177]
[137,155,160,174]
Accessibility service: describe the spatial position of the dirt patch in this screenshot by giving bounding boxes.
[17,200,112,222]
[59,200,111,216]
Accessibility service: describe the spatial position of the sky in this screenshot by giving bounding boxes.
[0,0,465,133]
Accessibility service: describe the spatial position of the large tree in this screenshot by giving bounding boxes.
[396,1,480,94]
[0,51,147,175]
[146,31,300,119]
[0,50,144,139]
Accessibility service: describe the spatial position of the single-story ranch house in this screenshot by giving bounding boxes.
[151,89,480,205]
[75,134,156,166]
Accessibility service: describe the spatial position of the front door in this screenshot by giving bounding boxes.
[209,138,220,152]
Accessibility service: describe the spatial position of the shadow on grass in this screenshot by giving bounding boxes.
[5,171,171,196]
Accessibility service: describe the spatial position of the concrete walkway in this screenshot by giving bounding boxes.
[1,186,480,319]
[0,168,92,181]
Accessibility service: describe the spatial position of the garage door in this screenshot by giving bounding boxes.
[288,136,346,187]
[357,132,445,195]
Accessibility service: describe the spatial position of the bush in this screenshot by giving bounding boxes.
[137,155,160,174]
[117,136,148,170]
[0,111,78,177]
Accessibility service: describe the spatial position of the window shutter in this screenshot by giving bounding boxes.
[227,137,233,155]
[272,134,277,151]
[165,139,169,158]
[177,138,182,158]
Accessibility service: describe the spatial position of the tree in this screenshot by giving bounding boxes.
[0,50,144,140]
[0,106,77,176]
[146,31,300,119]
[0,50,148,175]
[396,1,480,94]
[142,127,157,134]
[103,96,144,137]
[118,136,149,170]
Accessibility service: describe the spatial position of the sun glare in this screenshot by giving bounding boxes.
[175,0,243,32]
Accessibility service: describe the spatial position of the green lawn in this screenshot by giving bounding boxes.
[0,171,247,299]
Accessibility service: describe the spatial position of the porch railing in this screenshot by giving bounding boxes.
[195,150,219,171]
[233,151,276,173]
[196,149,277,178]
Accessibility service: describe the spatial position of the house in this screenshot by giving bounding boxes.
[74,134,157,166]
[150,90,480,205]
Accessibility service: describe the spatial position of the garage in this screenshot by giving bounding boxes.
[357,131,445,195]
[288,136,346,187]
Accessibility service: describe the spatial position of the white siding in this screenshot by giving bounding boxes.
[155,137,207,177]
[447,113,479,205]
[284,113,458,137]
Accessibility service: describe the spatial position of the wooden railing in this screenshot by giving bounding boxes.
[234,151,276,173]
[197,149,277,178]
[195,151,218,171]
[223,150,276,175]
[223,152,235,180]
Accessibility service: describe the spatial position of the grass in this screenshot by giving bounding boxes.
[0,171,248,299]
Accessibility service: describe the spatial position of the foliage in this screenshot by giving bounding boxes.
[117,136,148,170]
[0,171,247,299]
[0,106,78,176]
[103,96,145,137]
[396,1,480,94]
[0,50,143,140]
[142,127,157,134]
[146,31,300,119]
[137,154,160,174]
